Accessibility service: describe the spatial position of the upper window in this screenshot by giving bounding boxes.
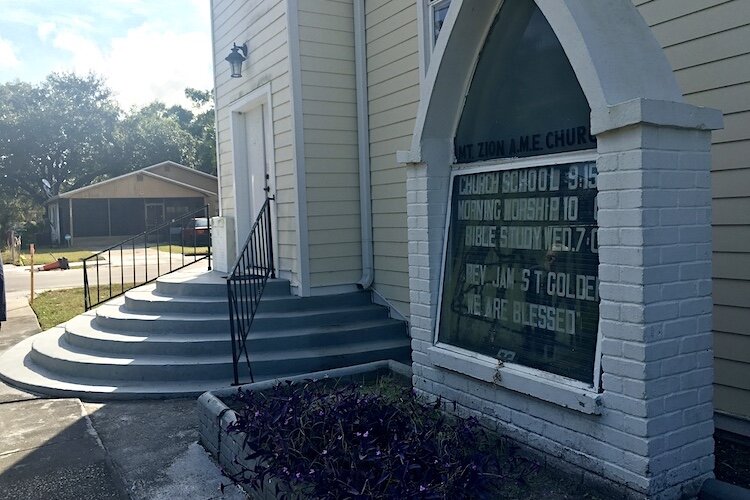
[454,0,595,164]
[429,0,451,46]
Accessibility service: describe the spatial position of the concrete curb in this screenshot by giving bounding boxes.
[700,479,750,500]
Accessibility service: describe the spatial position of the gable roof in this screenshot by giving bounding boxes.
[49,162,217,202]
[142,161,219,182]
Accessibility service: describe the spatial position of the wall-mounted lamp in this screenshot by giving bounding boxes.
[225,43,248,78]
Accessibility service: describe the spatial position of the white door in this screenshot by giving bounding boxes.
[230,85,277,272]
[244,105,267,221]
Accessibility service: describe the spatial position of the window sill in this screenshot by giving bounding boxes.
[427,345,602,415]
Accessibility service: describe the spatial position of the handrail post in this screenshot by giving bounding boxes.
[228,281,239,386]
[266,198,275,279]
[206,204,212,271]
[83,259,90,311]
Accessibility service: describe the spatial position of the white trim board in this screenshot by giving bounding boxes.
[228,82,279,274]
[428,344,601,414]
[144,161,219,181]
[209,0,223,216]
[141,171,217,196]
[371,288,409,323]
[286,0,311,297]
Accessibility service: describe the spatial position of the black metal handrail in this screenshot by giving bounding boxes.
[82,205,212,310]
[227,197,275,385]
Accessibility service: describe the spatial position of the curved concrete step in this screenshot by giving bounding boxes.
[95,298,389,333]
[125,285,228,314]
[0,335,242,400]
[29,329,410,382]
[0,335,407,401]
[31,330,234,381]
[64,314,406,356]
[124,286,371,315]
[154,270,290,298]
[64,316,232,356]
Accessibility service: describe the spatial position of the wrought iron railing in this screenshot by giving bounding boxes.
[82,205,212,310]
[227,197,275,385]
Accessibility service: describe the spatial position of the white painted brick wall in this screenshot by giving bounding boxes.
[405,113,717,498]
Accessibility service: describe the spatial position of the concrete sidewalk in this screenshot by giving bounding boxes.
[0,292,244,499]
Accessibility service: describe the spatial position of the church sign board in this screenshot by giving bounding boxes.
[437,162,599,384]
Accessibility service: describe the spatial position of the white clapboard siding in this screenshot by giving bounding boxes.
[213,0,297,279]
[636,0,750,421]
[364,0,418,317]
[297,0,363,288]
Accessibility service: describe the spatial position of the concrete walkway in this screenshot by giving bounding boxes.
[0,291,244,499]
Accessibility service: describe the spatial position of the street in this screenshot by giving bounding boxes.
[4,249,211,295]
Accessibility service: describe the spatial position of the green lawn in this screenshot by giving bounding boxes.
[31,283,134,330]
[2,247,100,266]
[156,244,210,256]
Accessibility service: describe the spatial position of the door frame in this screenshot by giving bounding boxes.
[229,83,278,272]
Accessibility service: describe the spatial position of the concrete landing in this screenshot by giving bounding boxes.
[0,398,128,500]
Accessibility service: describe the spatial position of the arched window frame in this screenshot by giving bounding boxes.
[398,0,714,413]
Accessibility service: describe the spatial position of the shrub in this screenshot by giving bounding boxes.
[225,378,496,499]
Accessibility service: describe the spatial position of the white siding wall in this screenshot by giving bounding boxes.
[635,0,750,423]
[365,0,420,316]
[213,0,297,279]
[298,0,363,288]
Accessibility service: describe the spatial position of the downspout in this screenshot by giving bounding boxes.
[354,0,374,289]
[209,0,222,216]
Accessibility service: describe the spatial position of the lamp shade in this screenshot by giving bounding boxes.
[225,43,247,78]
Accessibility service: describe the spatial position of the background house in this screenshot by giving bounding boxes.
[47,161,218,246]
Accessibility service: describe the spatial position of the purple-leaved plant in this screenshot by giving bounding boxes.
[224,377,498,499]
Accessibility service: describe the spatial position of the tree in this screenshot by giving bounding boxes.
[0,74,217,238]
[184,88,217,176]
[117,102,197,173]
[116,88,216,175]
[0,186,42,240]
[0,73,121,204]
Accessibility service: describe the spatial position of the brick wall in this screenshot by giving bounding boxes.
[406,100,720,498]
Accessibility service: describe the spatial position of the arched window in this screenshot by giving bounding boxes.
[438,0,599,385]
[454,0,594,164]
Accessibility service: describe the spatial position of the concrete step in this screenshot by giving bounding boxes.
[29,329,411,382]
[256,291,372,313]
[0,268,411,400]
[0,335,407,401]
[64,315,232,356]
[64,314,406,356]
[124,285,227,314]
[31,330,234,381]
[154,270,290,298]
[123,286,372,315]
[0,335,243,400]
[94,298,390,333]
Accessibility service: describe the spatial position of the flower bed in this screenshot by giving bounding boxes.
[198,362,414,499]
[198,361,607,499]
[225,376,494,498]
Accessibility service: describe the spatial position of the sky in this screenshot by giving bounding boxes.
[0,0,213,110]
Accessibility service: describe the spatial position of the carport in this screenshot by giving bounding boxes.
[47,161,218,245]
